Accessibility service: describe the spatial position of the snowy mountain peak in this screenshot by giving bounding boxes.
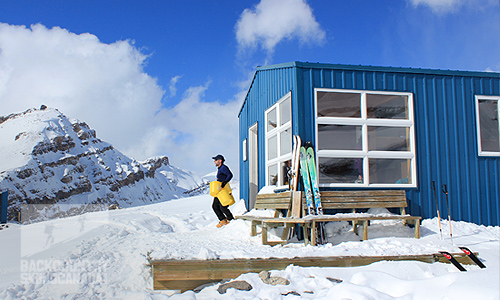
[0,106,96,171]
[0,106,201,223]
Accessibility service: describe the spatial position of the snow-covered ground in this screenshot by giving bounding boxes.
[0,187,498,299]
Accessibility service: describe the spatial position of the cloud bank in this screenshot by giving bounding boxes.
[0,23,164,154]
[143,84,241,176]
[408,0,498,13]
[235,0,325,55]
[0,23,240,177]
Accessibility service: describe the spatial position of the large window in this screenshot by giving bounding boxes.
[476,96,500,156]
[265,92,292,186]
[315,89,416,188]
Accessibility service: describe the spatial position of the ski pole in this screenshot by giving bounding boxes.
[431,181,443,240]
[441,184,453,244]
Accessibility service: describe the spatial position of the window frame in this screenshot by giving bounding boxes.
[265,92,293,187]
[475,95,500,157]
[314,88,417,188]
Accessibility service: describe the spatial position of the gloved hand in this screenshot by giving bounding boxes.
[221,181,227,188]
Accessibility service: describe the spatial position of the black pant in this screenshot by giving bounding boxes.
[212,197,234,221]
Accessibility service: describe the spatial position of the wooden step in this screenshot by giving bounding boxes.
[152,252,476,291]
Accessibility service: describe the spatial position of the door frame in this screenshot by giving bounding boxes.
[248,123,258,209]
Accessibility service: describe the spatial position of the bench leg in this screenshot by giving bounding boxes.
[414,219,420,239]
[362,220,368,240]
[281,223,293,241]
[251,220,258,236]
[262,224,269,245]
[302,223,311,245]
[309,221,317,246]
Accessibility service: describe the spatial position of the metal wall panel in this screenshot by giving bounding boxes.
[239,62,500,225]
[297,65,500,226]
[238,65,296,206]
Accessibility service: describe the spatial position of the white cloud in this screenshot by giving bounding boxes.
[235,0,325,55]
[0,23,164,155]
[408,0,498,14]
[168,75,183,97]
[0,23,241,177]
[129,83,242,177]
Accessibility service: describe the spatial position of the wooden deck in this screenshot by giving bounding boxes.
[152,252,476,291]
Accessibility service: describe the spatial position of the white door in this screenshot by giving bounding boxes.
[248,123,258,209]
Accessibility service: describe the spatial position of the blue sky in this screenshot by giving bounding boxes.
[0,0,498,177]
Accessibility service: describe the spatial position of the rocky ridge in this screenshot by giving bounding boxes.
[0,107,201,223]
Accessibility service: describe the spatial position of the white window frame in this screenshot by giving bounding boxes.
[265,92,292,187]
[475,95,500,157]
[314,88,417,188]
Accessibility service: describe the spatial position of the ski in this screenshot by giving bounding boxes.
[459,247,486,268]
[299,146,316,216]
[286,135,303,241]
[290,135,301,192]
[440,251,467,272]
[306,146,323,216]
[305,144,327,244]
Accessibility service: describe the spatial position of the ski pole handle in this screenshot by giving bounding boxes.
[441,184,448,194]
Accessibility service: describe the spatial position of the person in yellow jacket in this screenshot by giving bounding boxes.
[212,154,234,228]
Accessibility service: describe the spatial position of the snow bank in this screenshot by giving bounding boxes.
[0,189,498,299]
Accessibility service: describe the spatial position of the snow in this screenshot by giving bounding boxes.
[0,107,203,223]
[0,186,498,299]
[0,108,55,171]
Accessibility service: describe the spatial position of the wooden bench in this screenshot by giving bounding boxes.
[302,190,421,245]
[237,190,421,246]
[235,191,309,245]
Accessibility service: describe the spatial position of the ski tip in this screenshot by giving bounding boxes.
[458,247,471,255]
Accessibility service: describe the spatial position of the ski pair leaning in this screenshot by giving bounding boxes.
[298,141,327,245]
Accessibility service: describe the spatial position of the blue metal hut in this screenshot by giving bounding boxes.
[238,61,500,226]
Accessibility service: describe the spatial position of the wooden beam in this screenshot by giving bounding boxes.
[152,253,476,291]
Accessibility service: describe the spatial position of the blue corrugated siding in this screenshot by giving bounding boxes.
[238,66,296,204]
[239,62,500,226]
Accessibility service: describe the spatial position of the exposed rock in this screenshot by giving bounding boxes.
[144,156,170,178]
[217,280,252,294]
[72,122,97,140]
[32,136,76,155]
[60,175,72,183]
[17,169,34,179]
[327,277,343,283]
[193,281,219,293]
[259,270,290,285]
[15,132,27,141]
[110,170,145,192]
[45,156,79,168]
